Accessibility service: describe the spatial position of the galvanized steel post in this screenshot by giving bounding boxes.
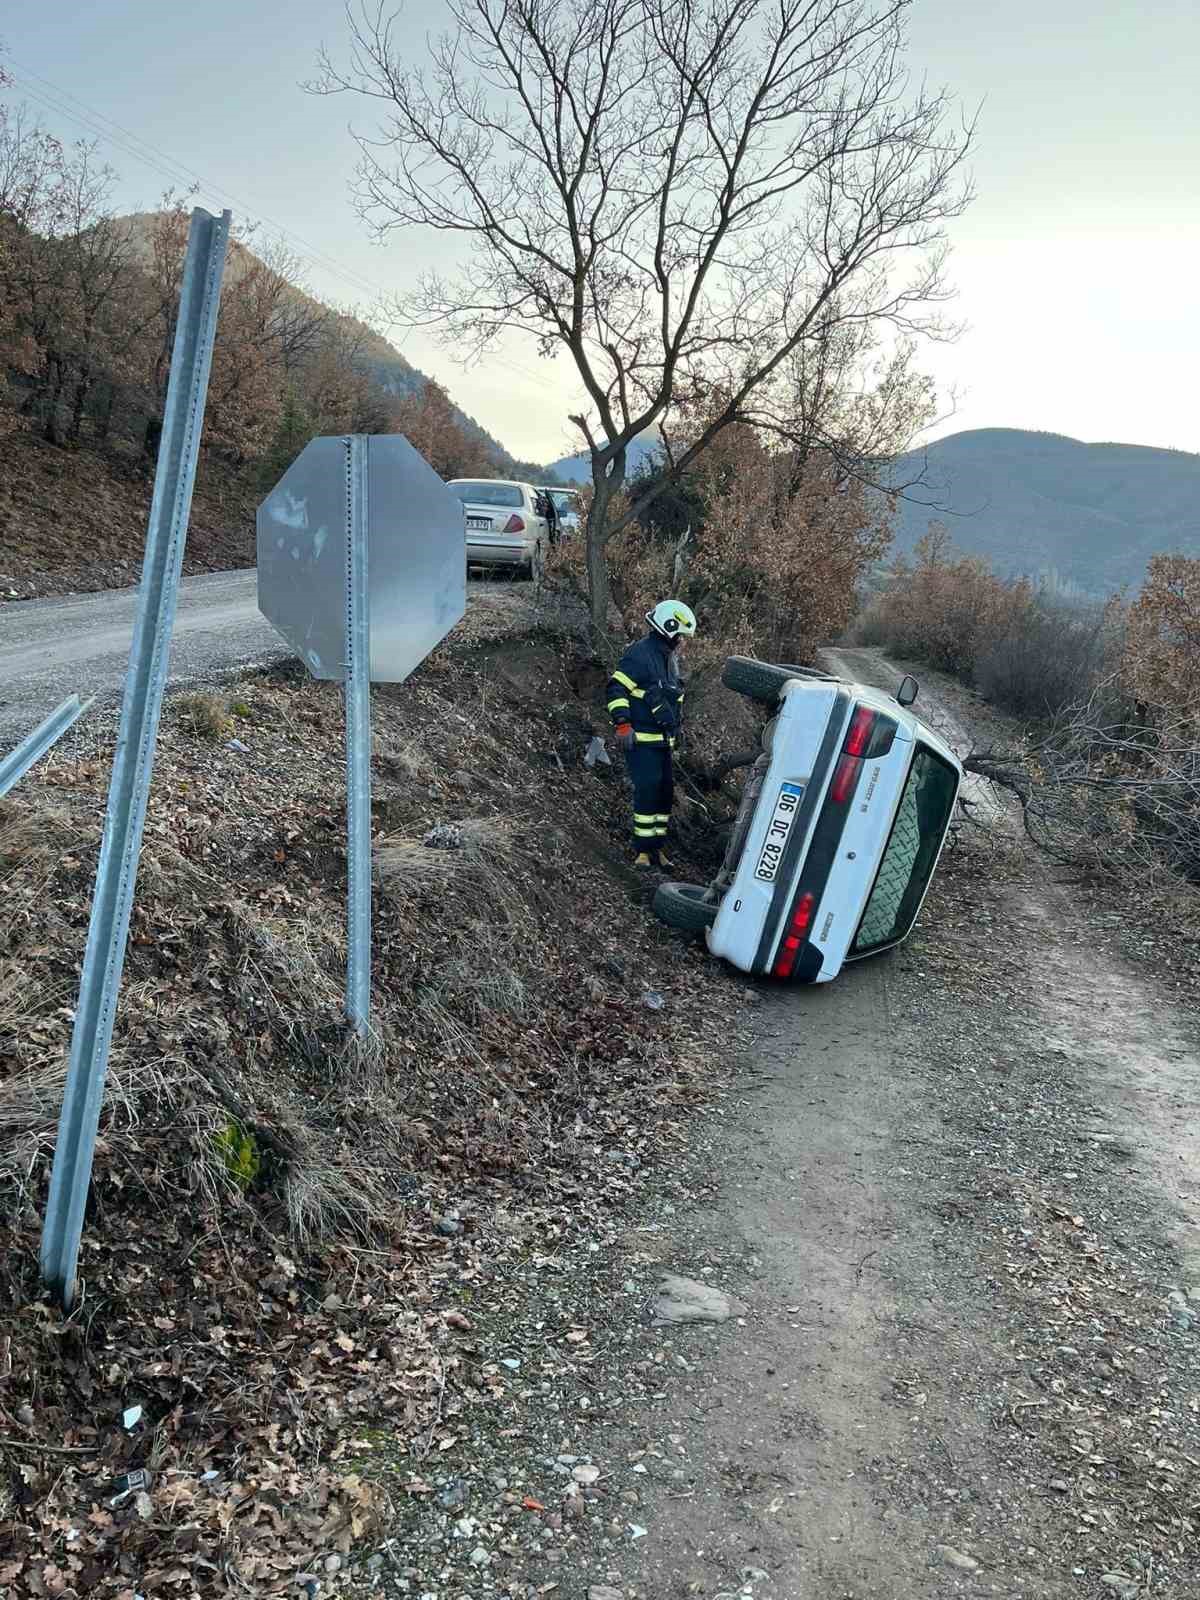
[40,208,231,1309]
[344,435,372,1034]
[0,693,95,798]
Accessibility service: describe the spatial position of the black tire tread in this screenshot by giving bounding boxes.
[652,880,718,933]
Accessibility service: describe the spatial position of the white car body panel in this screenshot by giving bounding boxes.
[706,675,962,983]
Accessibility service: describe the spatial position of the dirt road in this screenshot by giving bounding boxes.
[370,649,1200,1600]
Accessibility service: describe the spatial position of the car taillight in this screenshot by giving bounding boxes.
[844,706,874,756]
[771,892,815,979]
[828,706,898,804]
[503,514,526,533]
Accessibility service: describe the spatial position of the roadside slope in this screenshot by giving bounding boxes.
[0,601,742,1597]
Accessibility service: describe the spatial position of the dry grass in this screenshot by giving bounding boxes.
[376,815,523,893]
[173,689,232,740]
[0,796,81,881]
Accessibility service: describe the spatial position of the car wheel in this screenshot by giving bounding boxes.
[721,656,800,704]
[652,881,718,933]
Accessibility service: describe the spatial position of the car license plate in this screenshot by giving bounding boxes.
[466,517,492,531]
[754,781,805,882]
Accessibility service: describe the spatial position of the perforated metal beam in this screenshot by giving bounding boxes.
[0,694,95,797]
[40,208,231,1309]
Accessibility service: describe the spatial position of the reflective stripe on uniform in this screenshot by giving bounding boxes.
[634,826,658,839]
[633,813,658,824]
[634,731,665,743]
[611,671,639,693]
[607,696,630,712]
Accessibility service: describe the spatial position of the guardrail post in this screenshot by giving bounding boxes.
[40,207,231,1309]
[0,694,95,798]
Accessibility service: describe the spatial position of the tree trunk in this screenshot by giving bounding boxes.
[586,449,627,655]
[68,369,92,446]
[43,358,66,446]
[97,384,116,444]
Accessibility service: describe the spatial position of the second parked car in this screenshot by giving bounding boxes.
[447,479,550,579]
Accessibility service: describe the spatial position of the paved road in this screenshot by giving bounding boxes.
[0,571,285,743]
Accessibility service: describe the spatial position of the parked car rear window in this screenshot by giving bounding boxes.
[851,746,958,954]
[453,482,524,507]
[548,490,581,514]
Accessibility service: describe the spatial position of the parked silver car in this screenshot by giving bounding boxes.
[447,479,550,579]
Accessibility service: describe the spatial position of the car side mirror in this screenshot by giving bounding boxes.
[896,675,919,707]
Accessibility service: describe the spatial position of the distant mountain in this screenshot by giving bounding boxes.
[115,214,517,469]
[545,431,663,485]
[879,428,1200,595]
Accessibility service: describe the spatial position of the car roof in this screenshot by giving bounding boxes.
[447,477,530,490]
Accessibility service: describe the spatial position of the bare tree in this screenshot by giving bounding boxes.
[314,0,975,640]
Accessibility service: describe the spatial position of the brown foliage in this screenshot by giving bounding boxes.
[856,524,1036,678]
[391,376,495,479]
[1122,553,1200,720]
[550,411,892,691]
[0,88,475,488]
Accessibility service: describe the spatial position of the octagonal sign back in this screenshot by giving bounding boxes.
[257,434,466,682]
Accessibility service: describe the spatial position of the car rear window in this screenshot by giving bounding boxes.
[453,482,523,507]
[851,745,958,954]
[548,490,580,513]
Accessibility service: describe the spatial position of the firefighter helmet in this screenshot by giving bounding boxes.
[646,599,697,642]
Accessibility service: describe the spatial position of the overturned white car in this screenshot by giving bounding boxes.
[653,657,962,984]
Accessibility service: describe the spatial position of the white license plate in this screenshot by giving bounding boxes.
[754,781,805,882]
[466,516,491,530]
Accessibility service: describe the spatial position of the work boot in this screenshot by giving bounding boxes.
[633,852,656,869]
[656,850,675,870]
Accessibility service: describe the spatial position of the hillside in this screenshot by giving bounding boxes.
[881,427,1200,594]
[116,214,515,469]
[544,429,662,485]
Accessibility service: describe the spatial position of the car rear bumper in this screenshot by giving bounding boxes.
[466,537,530,567]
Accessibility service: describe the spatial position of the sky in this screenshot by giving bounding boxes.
[3,1,1198,464]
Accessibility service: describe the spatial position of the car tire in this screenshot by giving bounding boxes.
[721,656,798,704]
[652,881,718,933]
[525,541,544,583]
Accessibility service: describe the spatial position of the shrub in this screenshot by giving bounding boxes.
[854,527,1125,720]
[972,599,1123,721]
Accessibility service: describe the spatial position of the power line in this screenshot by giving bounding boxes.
[3,57,557,408]
[4,58,393,307]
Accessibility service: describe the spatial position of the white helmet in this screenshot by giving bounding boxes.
[646,599,697,642]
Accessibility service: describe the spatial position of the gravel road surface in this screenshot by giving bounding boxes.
[0,570,520,745]
[0,571,281,743]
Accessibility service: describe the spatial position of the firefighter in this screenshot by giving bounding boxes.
[606,600,697,868]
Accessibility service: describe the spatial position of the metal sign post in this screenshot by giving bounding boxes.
[257,433,466,1035]
[41,208,231,1309]
[344,436,371,1033]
